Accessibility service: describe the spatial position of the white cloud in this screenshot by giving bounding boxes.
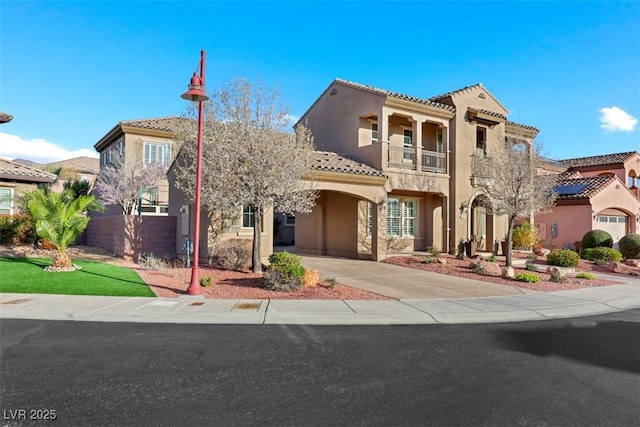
[0,132,98,164]
[599,106,638,132]
[285,114,300,127]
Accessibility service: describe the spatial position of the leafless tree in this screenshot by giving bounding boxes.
[477,132,558,267]
[174,78,317,272]
[94,146,167,215]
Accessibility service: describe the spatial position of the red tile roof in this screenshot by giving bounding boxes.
[0,158,57,183]
[559,151,638,168]
[120,116,186,132]
[553,175,616,200]
[310,151,387,178]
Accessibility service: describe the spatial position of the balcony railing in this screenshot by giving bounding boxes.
[388,146,416,170]
[471,153,492,180]
[421,150,446,173]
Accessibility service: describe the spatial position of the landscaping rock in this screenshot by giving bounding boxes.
[624,259,640,267]
[502,266,515,278]
[606,262,633,274]
[536,248,551,257]
[437,258,448,265]
[546,266,568,277]
[470,260,502,276]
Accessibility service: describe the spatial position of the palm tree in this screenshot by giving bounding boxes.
[27,189,102,269]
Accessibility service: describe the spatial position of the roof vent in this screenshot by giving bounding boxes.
[478,93,486,99]
[330,88,337,96]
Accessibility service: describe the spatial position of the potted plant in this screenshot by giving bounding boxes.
[465,235,477,257]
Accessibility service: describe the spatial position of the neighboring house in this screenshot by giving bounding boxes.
[13,156,100,193]
[93,116,182,215]
[535,152,640,249]
[0,112,13,124]
[295,78,538,260]
[0,158,56,215]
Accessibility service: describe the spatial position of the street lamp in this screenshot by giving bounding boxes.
[181,50,209,295]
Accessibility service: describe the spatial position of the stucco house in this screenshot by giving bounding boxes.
[294,78,539,260]
[535,152,640,249]
[0,159,56,215]
[93,116,183,215]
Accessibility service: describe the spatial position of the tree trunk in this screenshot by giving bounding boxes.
[506,215,516,267]
[252,206,262,273]
[51,251,72,269]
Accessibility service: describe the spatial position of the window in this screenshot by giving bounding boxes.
[0,187,13,215]
[367,202,373,236]
[284,214,295,227]
[371,123,378,142]
[386,198,417,238]
[102,149,112,166]
[403,200,415,237]
[144,141,172,167]
[117,138,124,156]
[387,198,401,237]
[242,206,255,228]
[403,129,413,161]
[476,127,486,155]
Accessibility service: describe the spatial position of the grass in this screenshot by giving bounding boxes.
[0,257,155,297]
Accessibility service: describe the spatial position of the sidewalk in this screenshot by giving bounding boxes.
[1,281,638,325]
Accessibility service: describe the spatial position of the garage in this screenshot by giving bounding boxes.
[596,214,627,248]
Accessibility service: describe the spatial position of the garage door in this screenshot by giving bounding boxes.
[596,215,627,248]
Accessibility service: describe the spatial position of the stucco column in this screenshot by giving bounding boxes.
[371,199,387,261]
[380,107,390,142]
[414,119,423,171]
[441,195,451,254]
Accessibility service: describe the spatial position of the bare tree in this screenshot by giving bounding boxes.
[477,132,558,267]
[174,78,317,272]
[94,147,167,215]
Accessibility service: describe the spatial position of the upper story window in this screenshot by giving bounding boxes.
[371,122,378,143]
[476,127,486,155]
[436,128,444,153]
[0,187,13,215]
[102,148,112,166]
[403,129,413,148]
[144,141,172,167]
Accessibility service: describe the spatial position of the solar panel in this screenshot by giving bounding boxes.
[553,184,588,196]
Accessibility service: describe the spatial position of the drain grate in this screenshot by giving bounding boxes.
[190,302,205,307]
[2,298,32,305]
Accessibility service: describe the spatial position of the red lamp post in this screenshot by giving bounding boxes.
[181,50,209,295]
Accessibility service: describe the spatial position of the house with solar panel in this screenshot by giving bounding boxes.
[294,79,540,260]
[534,152,640,250]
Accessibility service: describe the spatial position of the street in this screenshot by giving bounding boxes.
[1,309,639,426]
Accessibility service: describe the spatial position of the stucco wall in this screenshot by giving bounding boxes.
[535,205,592,250]
[85,215,177,261]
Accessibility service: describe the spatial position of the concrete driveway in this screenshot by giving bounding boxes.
[299,255,532,300]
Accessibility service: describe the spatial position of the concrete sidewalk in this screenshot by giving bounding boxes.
[1,282,638,325]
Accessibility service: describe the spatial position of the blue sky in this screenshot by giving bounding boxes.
[1,1,638,163]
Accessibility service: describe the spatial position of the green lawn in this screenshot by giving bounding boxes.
[0,257,156,297]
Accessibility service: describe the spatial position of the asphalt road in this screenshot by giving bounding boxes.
[1,310,639,427]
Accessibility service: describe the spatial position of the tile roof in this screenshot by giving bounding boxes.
[506,120,539,132]
[0,158,57,183]
[477,109,506,120]
[559,151,638,168]
[120,116,185,132]
[0,112,13,124]
[310,151,387,178]
[334,79,455,112]
[428,83,484,101]
[553,175,616,200]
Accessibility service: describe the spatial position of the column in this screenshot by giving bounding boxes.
[371,198,387,261]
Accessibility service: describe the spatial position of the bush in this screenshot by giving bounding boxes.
[423,256,437,264]
[474,264,487,275]
[576,272,596,280]
[0,213,36,245]
[486,255,498,263]
[263,250,306,291]
[526,263,537,272]
[263,268,302,292]
[325,277,337,289]
[546,249,580,267]
[269,251,301,267]
[618,234,640,259]
[581,229,613,250]
[138,253,166,270]
[580,247,622,263]
[550,272,566,283]
[200,275,213,287]
[515,272,541,283]
[512,222,539,251]
[214,239,252,271]
[425,245,441,257]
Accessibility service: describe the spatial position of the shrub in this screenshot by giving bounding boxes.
[486,255,498,262]
[515,272,541,283]
[546,249,580,267]
[263,268,302,292]
[581,229,613,250]
[200,275,213,287]
[325,277,337,289]
[303,269,319,287]
[138,253,166,270]
[0,213,36,245]
[425,245,441,257]
[214,239,252,271]
[512,222,539,251]
[576,272,596,280]
[550,272,566,283]
[618,234,640,259]
[269,251,302,268]
[456,250,465,260]
[474,264,487,275]
[526,263,537,272]
[423,256,437,264]
[580,247,622,263]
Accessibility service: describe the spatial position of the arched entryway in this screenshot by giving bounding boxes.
[469,194,494,251]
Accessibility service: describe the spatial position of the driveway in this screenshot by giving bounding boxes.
[299,255,533,300]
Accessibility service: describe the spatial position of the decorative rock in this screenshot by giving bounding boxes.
[536,248,551,257]
[606,262,633,274]
[546,266,568,277]
[502,266,515,278]
[623,259,640,267]
[472,260,502,276]
[436,258,448,265]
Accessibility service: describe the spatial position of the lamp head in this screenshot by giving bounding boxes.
[181,73,209,102]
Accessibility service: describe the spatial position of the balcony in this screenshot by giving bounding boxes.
[421,150,446,173]
[471,153,492,186]
[388,146,416,170]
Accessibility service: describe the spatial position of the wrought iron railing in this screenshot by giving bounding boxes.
[388,146,416,169]
[421,150,446,173]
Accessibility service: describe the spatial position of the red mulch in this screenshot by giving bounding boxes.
[381,253,629,293]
